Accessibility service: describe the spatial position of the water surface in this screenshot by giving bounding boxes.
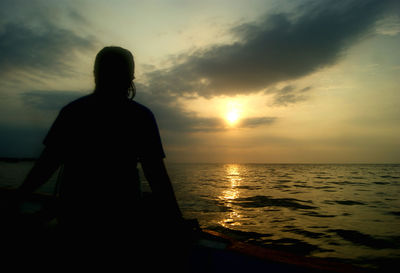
[1,162,399,269]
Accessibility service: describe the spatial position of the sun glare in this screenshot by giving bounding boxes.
[225,101,242,126]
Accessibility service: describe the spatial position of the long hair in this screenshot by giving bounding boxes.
[94,46,136,99]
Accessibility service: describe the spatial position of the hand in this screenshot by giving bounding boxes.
[182,218,200,232]
[1,189,23,225]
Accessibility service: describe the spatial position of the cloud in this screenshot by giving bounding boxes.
[270,85,312,106]
[0,0,96,79]
[0,23,96,77]
[142,0,396,102]
[240,117,277,128]
[135,88,274,133]
[20,90,85,111]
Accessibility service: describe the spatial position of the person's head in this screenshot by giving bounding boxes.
[94,46,135,99]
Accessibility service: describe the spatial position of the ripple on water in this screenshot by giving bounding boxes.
[283,226,329,239]
[323,200,365,206]
[206,225,328,256]
[233,195,316,210]
[301,211,337,218]
[233,185,262,190]
[328,229,400,249]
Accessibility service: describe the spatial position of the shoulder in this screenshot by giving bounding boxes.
[48,95,93,124]
[128,100,156,119]
[59,95,157,122]
[61,94,95,112]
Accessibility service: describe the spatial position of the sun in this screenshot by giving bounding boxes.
[225,101,242,126]
[226,109,240,124]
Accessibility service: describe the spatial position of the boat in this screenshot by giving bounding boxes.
[0,187,368,272]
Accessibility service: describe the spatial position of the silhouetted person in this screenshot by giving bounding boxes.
[16,47,185,264]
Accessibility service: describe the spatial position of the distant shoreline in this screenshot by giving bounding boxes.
[0,157,37,162]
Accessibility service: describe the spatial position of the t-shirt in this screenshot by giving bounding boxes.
[43,94,165,223]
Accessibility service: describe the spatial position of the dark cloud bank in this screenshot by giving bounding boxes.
[143,0,396,97]
[0,0,96,78]
[0,23,95,77]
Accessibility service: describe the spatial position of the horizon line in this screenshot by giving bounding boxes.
[1,157,399,165]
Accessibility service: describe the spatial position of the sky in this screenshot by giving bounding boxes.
[0,0,399,163]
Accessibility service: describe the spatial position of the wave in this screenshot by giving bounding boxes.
[324,200,365,206]
[328,229,400,250]
[206,225,325,256]
[232,195,316,210]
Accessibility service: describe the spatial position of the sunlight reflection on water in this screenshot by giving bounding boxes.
[219,164,242,226]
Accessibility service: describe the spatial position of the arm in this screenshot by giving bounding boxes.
[17,146,62,200]
[141,158,182,219]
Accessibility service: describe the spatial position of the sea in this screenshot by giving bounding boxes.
[1,161,399,270]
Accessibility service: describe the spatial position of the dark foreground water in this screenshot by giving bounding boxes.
[1,162,399,270]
